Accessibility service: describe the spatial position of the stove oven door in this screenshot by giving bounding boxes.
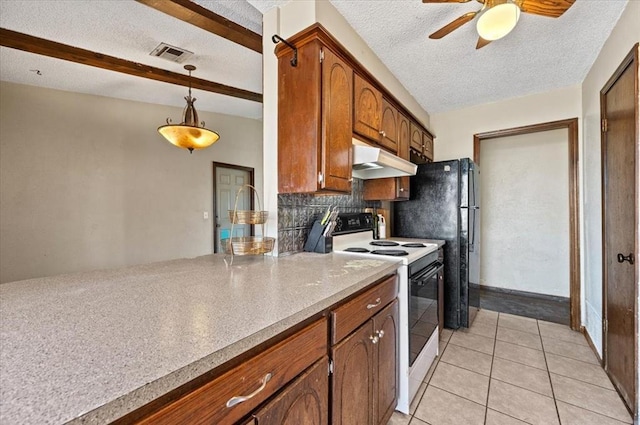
[408,262,443,366]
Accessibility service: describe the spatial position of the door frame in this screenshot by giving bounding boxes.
[473,118,581,330]
[212,162,255,253]
[600,43,638,414]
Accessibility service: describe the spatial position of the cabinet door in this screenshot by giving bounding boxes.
[321,47,353,192]
[354,74,382,142]
[253,357,329,425]
[423,131,434,162]
[379,99,399,153]
[409,121,423,153]
[373,300,399,425]
[331,320,375,425]
[397,114,411,200]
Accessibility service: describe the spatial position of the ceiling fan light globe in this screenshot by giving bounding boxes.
[476,1,521,41]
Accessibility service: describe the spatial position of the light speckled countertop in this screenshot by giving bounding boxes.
[0,253,400,424]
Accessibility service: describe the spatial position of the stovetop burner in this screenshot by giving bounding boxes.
[344,247,370,253]
[370,240,400,247]
[402,243,427,248]
[370,249,409,256]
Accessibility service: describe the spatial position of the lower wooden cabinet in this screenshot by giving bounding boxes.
[124,275,399,425]
[332,299,399,425]
[253,357,329,425]
[363,177,409,201]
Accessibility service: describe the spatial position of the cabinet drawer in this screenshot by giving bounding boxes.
[138,318,328,425]
[331,275,398,344]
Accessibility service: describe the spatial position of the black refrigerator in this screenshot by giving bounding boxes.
[393,158,480,329]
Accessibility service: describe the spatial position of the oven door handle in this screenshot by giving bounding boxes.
[411,262,444,283]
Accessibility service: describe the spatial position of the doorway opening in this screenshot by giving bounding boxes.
[474,118,580,330]
[212,162,255,253]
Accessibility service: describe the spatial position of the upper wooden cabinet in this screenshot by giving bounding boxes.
[353,74,383,145]
[276,24,434,195]
[277,39,353,194]
[410,121,434,163]
[380,98,399,153]
[363,111,410,201]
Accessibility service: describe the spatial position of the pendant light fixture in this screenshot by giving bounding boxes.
[158,65,220,153]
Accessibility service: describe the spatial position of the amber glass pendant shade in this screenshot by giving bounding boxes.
[158,65,220,153]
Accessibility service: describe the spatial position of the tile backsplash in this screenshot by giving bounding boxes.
[277,179,380,254]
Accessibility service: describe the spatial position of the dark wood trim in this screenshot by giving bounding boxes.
[0,28,262,103]
[135,0,262,54]
[274,23,435,140]
[479,284,570,303]
[211,162,255,253]
[473,118,581,331]
[600,43,639,416]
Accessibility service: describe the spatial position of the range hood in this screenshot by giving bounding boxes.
[352,139,417,179]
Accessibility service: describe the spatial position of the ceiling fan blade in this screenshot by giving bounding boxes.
[429,11,478,39]
[422,0,473,3]
[518,0,576,18]
[476,37,492,49]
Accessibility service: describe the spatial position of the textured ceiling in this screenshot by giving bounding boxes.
[0,0,631,120]
[0,0,263,119]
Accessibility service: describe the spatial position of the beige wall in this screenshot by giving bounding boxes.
[0,81,263,283]
[580,1,639,414]
[431,85,582,161]
[480,129,570,297]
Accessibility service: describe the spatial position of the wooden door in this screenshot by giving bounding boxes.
[253,357,328,425]
[354,74,382,142]
[379,99,398,153]
[213,164,252,253]
[332,320,374,425]
[601,46,638,414]
[321,47,353,193]
[373,300,399,425]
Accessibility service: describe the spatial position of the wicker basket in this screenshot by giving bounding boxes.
[228,210,268,225]
[225,185,274,257]
[221,236,275,256]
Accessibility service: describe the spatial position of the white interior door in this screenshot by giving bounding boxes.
[215,167,251,253]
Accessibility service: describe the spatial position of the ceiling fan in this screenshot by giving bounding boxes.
[424,0,576,49]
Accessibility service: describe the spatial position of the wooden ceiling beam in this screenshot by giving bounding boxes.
[135,0,262,54]
[0,28,262,103]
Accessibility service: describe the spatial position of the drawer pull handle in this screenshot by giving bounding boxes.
[370,335,379,344]
[226,373,272,408]
[367,298,382,309]
[376,329,385,339]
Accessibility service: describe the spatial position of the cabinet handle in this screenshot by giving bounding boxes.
[376,329,385,339]
[370,335,379,344]
[399,188,405,192]
[226,373,272,408]
[379,130,386,137]
[366,298,382,309]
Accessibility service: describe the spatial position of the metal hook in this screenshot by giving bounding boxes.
[272,34,298,67]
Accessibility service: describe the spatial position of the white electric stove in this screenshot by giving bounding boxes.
[332,213,442,413]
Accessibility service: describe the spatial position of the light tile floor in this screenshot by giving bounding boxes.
[388,310,633,425]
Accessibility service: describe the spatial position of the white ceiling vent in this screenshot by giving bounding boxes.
[150,43,193,63]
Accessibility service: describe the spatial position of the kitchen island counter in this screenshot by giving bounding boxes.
[0,253,400,424]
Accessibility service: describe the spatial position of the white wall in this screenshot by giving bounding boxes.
[480,129,570,297]
[580,1,639,413]
[0,81,263,283]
